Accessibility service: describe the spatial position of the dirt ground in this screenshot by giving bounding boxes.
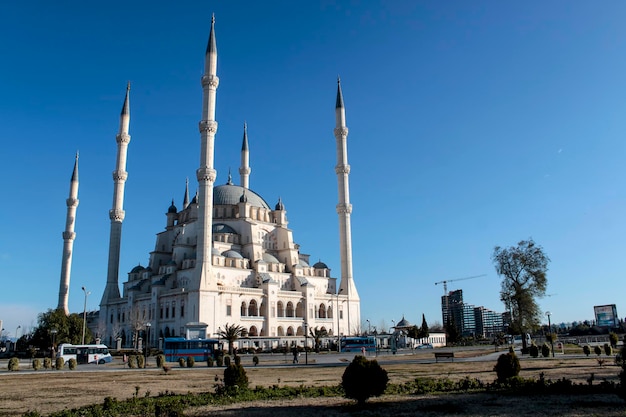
[0,351,623,416]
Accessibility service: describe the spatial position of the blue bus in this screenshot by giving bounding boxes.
[163,337,220,363]
[340,336,376,353]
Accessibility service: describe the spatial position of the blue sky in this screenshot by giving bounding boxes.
[2,1,626,338]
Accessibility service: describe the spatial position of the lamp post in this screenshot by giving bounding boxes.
[81,286,90,345]
[303,321,308,365]
[14,325,21,352]
[546,311,554,358]
[144,323,151,365]
[336,288,343,352]
[366,319,371,335]
[51,329,58,359]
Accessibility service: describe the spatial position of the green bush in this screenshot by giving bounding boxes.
[594,345,602,356]
[341,355,389,405]
[8,357,19,371]
[216,354,224,367]
[604,343,612,356]
[253,355,259,366]
[178,357,186,368]
[609,332,619,348]
[43,358,52,369]
[137,355,145,369]
[223,363,249,390]
[234,355,241,366]
[32,359,41,370]
[128,355,137,369]
[156,354,165,368]
[583,345,591,357]
[187,356,195,368]
[55,357,65,370]
[207,357,214,367]
[494,352,520,382]
[68,358,77,370]
[224,356,231,367]
[541,343,550,358]
[529,344,539,358]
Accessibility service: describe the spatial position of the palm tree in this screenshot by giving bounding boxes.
[309,326,328,353]
[217,323,246,355]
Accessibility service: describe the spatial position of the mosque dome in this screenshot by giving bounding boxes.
[213,223,237,234]
[130,264,145,273]
[213,184,270,209]
[167,200,177,214]
[222,250,243,259]
[298,259,309,267]
[263,253,280,263]
[313,261,328,269]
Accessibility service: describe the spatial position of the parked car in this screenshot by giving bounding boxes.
[416,343,433,349]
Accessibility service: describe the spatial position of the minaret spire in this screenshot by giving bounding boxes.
[196,14,219,293]
[334,77,360,334]
[101,83,131,306]
[57,152,80,315]
[239,121,251,188]
[183,177,190,209]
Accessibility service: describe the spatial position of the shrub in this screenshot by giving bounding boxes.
[583,345,591,357]
[223,363,249,390]
[619,360,626,400]
[207,357,214,367]
[529,344,539,358]
[541,343,551,358]
[156,354,165,368]
[68,358,77,370]
[341,355,389,405]
[604,343,613,356]
[32,359,41,371]
[253,355,259,366]
[43,358,52,369]
[594,345,602,357]
[187,356,195,368]
[609,332,619,348]
[55,357,65,370]
[137,355,145,369]
[128,355,137,369]
[224,356,231,367]
[216,354,224,367]
[234,355,241,366]
[178,357,186,368]
[494,352,520,382]
[8,357,19,371]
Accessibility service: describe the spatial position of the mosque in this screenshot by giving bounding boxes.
[57,17,361,349]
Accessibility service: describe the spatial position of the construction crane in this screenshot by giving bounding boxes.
[435,274,487,295]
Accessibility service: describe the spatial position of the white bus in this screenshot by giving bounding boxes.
[57,344,113,364]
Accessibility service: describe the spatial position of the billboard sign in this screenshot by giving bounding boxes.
[594,304,619,327]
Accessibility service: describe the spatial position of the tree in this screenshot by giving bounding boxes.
[492,239,549,350]
[420,314,429,339]
[28,309,90,350]
[341,355,388,405]
[309,326,328,353]
[445,316,460,345]
[217,323,246,355]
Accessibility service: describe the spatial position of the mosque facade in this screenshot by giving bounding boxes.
[92,17,361,348]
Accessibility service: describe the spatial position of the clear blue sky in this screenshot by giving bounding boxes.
[2,1,626,338]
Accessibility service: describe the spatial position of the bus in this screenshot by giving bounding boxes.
[340,336,376,353]
[163,337,220,363]
[57,344,113,364]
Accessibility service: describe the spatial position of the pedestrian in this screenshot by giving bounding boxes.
[292,346,299,363]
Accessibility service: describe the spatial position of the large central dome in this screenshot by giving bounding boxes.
[213,184,271,209]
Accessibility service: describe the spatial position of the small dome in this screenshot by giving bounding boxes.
[167,259,177,266]
[275,197,284,211]
[130,264,145,273]
[222,250,243,259]
[213,184,270,209]
[313,261,328,269]
[212,247,221,256]
[213,223,237,234]
[396,316,411,327]
[168,199,177,214]
[263,253,280,263]
[298,259,310,267]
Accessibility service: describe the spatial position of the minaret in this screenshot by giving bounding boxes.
[195,15,219,288]
[239,122,250,188]
[334,78,360,333]
[101,83,131,305]
[183,178,190,209]
[57,153,79,315]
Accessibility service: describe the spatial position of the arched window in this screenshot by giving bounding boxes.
[286,326,294,336]
[277,326,285,336]
[327,306,333,319]
[296,302,304,318]
[296,326,304,336]
[241,301,248,316]
[249,299,258,316]
[260,301,267,317]
[249,326,258,337]
[318,303,326,318]
[286,302,294,317]
[277,301,284,317]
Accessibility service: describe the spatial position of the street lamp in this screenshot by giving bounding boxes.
[144,323,151,365]
[51,329,58,359]
[336,288,343,352]
[546,311,554,358]
[303,321,308,365]
[366,319,371,335]
[81,286,91,345]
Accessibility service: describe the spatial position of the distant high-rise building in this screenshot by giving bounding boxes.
[442,289,504,338]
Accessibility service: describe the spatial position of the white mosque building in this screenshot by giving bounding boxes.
[80,17,361,349]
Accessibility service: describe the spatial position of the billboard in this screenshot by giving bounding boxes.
[594,304,619,327]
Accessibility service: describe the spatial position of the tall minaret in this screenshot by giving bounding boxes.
[101,83,131,305]
[195,15,219,288]
[57,153,80,315]
[239,122,250,188]
[334,78,360,333]
[183,177,190,209]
